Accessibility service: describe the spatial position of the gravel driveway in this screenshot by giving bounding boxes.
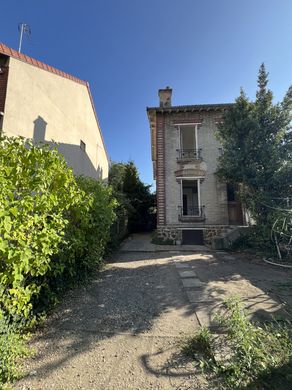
[16,234,292,390]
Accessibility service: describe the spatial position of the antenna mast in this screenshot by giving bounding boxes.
[18,23,31,52]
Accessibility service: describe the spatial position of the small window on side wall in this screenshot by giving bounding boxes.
[80,140,86,152]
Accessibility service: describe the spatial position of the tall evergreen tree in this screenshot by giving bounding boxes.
[217,64,292,225]
[109,161,156,233]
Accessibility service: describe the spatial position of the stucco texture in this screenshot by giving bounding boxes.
[3,57,108,181]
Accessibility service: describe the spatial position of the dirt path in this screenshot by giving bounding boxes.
[16,235,292,390]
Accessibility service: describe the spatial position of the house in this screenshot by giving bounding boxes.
[147,87,244,245]
[0,43,108,181]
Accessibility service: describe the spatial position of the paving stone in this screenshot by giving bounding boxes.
[195,303,221,327]
[174,263,190,269]
[178,270,197,278]
[186,290,220,303]
[181,278,205,288]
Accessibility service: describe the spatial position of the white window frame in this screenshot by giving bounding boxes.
[175,123,200,151]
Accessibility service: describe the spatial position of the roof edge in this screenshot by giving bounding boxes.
[0,42,109,164]
[147,103,233,113]
[0,42,87,86]
[86,83,109,163]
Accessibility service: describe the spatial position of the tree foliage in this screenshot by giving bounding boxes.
[109,161,156,234]
[217,64,292,226]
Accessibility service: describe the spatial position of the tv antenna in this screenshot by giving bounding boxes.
[18,23,31,52]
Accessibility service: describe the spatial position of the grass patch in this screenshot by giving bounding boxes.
[182,326,214,360]
[182,297,292,389]
[0,316,32,388]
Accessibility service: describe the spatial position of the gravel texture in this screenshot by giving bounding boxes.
[15,234,292,390]
[16,250,201,390]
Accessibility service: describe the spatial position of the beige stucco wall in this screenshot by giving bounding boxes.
[3,57,109,181]
[164,111,229,226]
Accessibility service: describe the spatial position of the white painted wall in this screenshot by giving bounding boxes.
[3,57,109,181]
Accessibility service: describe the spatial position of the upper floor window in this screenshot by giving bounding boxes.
[176,124,202,161]
[80,140,86,152]
[180,125,197,150]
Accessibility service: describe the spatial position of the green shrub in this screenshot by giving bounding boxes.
[0,137,117,387]
[215,298,292,388]
[182,297,292,389]
[36,176,117,312]
[0,314,31,386]
[0,137,85,323]
[27,179,117,315]
[231,225,276,254]
[57,175,117,277]
[107,204,128,254]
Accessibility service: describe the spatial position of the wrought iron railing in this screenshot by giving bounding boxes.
[177,148,202,160]
[178,205,205,219]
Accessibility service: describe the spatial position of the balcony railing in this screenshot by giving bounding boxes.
[178,205,205,221]
[177,148,202,161]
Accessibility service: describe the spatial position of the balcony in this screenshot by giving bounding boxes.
[177,148,202,162]
[178,205,206,222]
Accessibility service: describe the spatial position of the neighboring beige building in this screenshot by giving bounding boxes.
[0,43,109,181]
[147,87,244,245]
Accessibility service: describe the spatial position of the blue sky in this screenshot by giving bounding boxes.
[1,1,292,187]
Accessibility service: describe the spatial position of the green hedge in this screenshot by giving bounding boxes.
[0,137,116,324]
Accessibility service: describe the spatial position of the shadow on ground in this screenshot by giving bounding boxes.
[16,248,292,389]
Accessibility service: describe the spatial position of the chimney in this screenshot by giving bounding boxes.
[158,86,172,107]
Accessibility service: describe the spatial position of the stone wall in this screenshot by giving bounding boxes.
[157,225,229,246]
[157,226,181,243]
[203,226,230,246]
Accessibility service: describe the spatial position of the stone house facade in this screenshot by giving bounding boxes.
[147,88,244,245]
[0,42,109,181]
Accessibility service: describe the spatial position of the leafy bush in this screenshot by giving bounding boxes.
[30,176,117,314]
[182,297,292,389]
[57,175,117,276]
[107,205,128,253]
[0,137,117,323]
[231,225,275,253]
[0,137,117,387]
[0,314,31,386]
[0,137,85,322]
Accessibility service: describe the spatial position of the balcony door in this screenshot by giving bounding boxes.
[179,125,198,159]
[181,179,200,216]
